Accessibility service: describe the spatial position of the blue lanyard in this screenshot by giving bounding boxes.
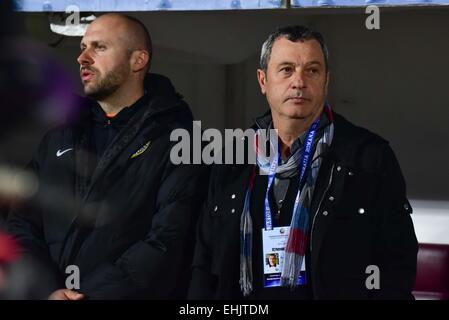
[263,117,320,230]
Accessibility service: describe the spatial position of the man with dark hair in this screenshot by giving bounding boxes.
[189,25,417,300]
[267,254,277,268]
[8,13,208,300]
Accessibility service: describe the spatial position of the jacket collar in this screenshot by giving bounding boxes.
[90,93,150,128]
[253,108,331,157]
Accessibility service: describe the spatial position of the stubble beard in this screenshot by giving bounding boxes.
[84,67,126,101]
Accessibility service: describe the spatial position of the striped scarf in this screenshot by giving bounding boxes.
[240,107,334,296]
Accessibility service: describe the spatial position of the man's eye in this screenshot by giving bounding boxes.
[97,45,106,51]
[281,67,292,73]
[308,68,319,75]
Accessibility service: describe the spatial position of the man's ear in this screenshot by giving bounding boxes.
[257,69,267,95]
[325,71,330,95]
[131,50,150,72]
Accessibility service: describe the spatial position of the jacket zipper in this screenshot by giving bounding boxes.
[310,163,335,252]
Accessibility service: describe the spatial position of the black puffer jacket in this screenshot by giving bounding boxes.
[189,112,418,300]
[8,74,209,299]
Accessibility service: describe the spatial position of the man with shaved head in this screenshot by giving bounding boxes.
[8,13,208,300]
[79,13,152,109]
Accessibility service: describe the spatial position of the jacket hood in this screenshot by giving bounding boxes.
[141,73,194,130]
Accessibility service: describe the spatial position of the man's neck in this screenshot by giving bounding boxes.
[272,111,322,158]
[97,86,145,116]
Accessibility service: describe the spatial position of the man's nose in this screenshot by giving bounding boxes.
[77,49,93,66]
[291,69,306,89]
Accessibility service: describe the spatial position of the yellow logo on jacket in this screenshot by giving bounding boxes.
[130,141,151,159]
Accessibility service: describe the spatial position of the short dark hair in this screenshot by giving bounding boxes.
[260,25,329,73]
[124,15,152,53]
[124,15,153,71]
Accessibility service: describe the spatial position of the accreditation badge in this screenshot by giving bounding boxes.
[262,226,306,288]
